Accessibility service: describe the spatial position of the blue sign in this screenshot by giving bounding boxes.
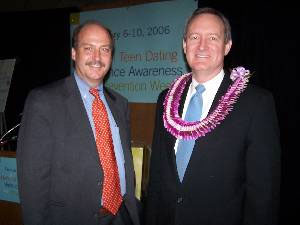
[0,157,19,203]
[71,0,197,103]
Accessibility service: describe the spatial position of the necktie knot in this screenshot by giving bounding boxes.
[89,88,100,99]
[195,84,205,95]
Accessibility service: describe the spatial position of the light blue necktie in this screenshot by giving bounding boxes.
[176,84,205,182]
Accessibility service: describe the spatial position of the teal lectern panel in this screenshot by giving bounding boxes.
[0,156,19,203]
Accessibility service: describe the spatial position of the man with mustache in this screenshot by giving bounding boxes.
[145,7,281,225]
[17,21,140,225]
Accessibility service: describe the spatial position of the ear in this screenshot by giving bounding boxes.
[224,40,232,56]
[71,48,76,61]
[183,39,187,54]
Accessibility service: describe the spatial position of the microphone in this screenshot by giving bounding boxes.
[0,123,20,144]
[0,136,18,146]
[0,139,8,146]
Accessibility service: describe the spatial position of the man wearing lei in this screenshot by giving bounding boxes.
[145,7,281,225]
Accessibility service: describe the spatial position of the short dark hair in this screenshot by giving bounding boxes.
[71,20,114,49]
[183,7,232,43]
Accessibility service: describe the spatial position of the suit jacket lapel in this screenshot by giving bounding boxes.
[64,76,100,165]
[179,78,192,117]
[208,71,232,114]
[103,88,121,128]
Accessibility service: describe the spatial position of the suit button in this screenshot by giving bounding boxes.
[177,197,183,204]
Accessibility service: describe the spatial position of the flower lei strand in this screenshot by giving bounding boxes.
[163,67,251,140]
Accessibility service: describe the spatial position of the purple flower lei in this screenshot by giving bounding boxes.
[163,67,251,140]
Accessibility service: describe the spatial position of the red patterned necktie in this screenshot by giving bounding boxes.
[89,88,122,215]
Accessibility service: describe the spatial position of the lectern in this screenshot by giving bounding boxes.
[0,150,22,225]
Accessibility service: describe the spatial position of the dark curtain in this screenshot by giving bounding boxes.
[198,1,299,225]
[0,8,76,146]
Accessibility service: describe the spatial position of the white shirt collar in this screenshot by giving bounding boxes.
[186,69,224,120]
[190,69,224,95]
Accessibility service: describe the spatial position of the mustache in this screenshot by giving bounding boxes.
[85,61,105,67]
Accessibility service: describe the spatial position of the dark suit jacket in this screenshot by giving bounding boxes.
[145,73,281,225]
[17,75,140,225]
